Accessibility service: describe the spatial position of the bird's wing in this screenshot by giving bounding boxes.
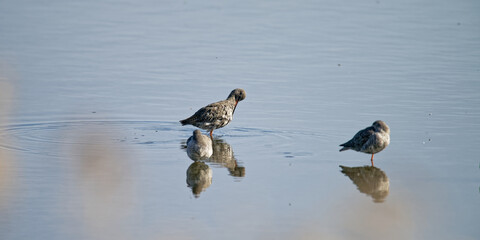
[343,126,375,149]
[186,135,193,145]
[361,132,379,152]
[191,103,223,122]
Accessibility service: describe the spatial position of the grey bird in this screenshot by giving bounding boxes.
[180,88,246,138]
[186,130,213,161]
[339,120,390,166]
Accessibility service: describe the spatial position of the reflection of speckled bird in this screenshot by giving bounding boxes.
[339,120,390,166]
[340,165,390,203]
[208,138,245,178]
[186,130,213,161]
[180,89,246,138]
[186,161,212,198]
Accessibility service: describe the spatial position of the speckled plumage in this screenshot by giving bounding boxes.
[339,120,390,165]
[180,88,246,137]
[186,130,213,161]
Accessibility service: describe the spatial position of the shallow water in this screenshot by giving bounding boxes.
[1,0,479,239]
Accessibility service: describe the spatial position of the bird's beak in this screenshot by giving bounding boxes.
[233,100,238,114]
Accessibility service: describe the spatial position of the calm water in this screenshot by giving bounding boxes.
[1,0,479,239]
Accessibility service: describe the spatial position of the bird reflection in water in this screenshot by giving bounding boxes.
[340,165,390,203]
[186,161,212,198]
[182,134,245,197]
[209,138,245,178]
[182,136,245,178]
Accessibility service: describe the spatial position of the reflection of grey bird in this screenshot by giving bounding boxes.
[339,120,390,166]
[180,89,246,138]
[208,138,245,178]
[186,130,213,161]
[340,165,390,203]
[186,161,212,198]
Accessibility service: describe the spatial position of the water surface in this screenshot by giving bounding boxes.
[0,0,479,239]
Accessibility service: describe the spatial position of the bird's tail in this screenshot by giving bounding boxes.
[339,165,352,172]
[339,143,350,152]
[180,118,191,126]
[339,147,349,152]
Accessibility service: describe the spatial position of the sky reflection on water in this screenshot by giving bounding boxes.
[1,0,480,239]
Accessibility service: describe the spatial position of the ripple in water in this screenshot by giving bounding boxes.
[0,120,181,157]
[0,119,329,159]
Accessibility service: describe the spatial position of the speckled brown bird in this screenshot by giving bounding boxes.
[339,120,390,166]
[180,88,246,138]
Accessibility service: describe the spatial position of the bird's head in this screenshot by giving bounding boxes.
[372,120,390,133]
[193,129,203,139]
[227,88,246,104]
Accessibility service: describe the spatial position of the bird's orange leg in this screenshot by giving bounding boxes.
[209,130,213,139]
[371,154,374,166]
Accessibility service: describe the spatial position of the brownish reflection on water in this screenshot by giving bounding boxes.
[340,165,390,203]
[288,197,415,240]
[0,143,15,211]
[69,127,134,240]
[0,68,16,212]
